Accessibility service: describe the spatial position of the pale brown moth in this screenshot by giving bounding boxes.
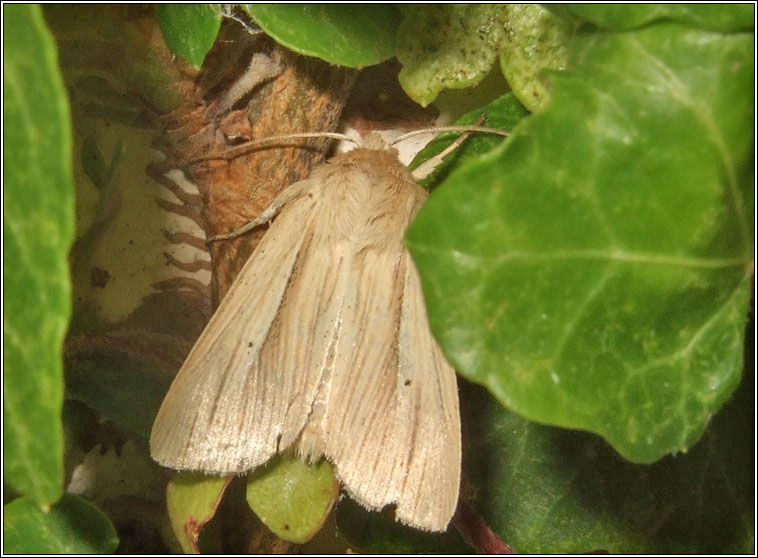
[150,127,507,531]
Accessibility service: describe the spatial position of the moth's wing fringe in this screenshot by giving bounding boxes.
[150,179,325,473]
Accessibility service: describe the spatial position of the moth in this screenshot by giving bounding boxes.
[150,127,506,531]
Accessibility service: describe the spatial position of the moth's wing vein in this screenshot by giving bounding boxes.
[259,238,351,455]
[312,245,460,531]
[150,188,319,473]
[394,254,461,530]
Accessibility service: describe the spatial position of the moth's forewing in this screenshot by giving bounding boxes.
[150,141,462,531]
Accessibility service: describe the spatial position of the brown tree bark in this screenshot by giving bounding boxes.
[157,23,356,305]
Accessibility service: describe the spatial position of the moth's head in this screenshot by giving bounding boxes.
[359,132,391,152]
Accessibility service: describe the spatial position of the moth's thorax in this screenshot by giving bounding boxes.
[309,145,428,251]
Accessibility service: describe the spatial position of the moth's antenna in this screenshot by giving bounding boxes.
[389,126,509,147]
[185,132,358,165]
[398,117,509,181]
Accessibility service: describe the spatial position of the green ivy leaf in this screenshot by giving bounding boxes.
[244,4,400,68]
[166,472,231,554]
[246,452,339,544]
[462,350,753,553]
[66,334,176,438]
[3,494,119,554]
[397,5,575,111]
[498,4,574,112]
[3,3,74,506]
[157,4,221,69]
[407,23,753,463]
[396,5,509,107]
[568,4,755,32]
